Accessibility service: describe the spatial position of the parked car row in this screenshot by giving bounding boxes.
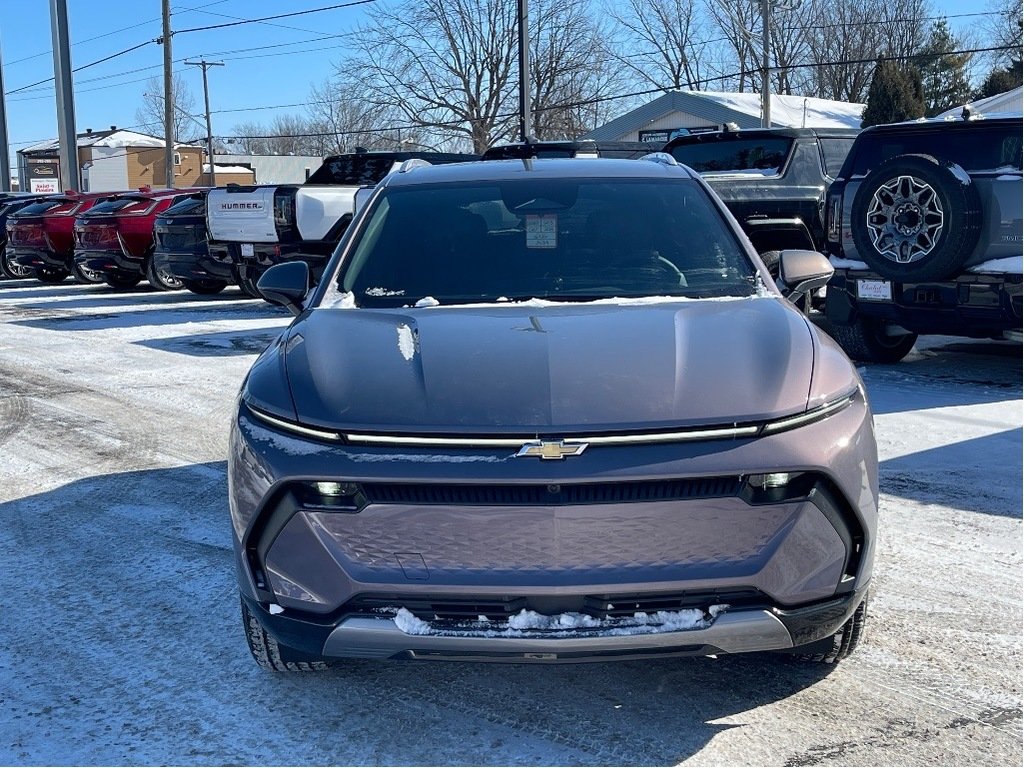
[0,186,211,291]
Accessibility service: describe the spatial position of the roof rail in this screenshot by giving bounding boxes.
[398,158,433,173]
[639,152,679,166]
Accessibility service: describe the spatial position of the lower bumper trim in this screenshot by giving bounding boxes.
[321,609,793,661]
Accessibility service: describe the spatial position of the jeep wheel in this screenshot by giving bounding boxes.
[146,256,184,291]
[241,599,330,672]
[35,267,69,284]
[182,279,227,295]
[790,595,868,664]
[830,316,918,363]
[851,154,982,281]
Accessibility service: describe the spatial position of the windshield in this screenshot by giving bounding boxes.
[331,178,757,307]
[669,137,793,175]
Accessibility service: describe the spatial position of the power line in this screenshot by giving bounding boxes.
[173,0,377,34]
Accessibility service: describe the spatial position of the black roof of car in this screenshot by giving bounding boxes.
[482,140,657,160]
[856,114,1022,136]
[381,157,700,188]
[663,126,860,152]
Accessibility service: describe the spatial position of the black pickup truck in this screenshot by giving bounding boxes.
[663,127,859,280]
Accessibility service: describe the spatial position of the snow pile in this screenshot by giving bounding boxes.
[968,257,1023,274]
[396,323,416,361]
[389,605,728,638]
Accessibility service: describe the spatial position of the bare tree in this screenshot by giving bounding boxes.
[344,0,519,152]
[984,0,1023,67]
[530,0,619,138]
[134,74,199,142]
[705,0,762,92]
[608,0,709,91]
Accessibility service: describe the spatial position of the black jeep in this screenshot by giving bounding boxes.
[823,114,1023,362]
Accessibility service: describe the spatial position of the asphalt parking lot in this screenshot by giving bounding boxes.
[0,278,1020,766]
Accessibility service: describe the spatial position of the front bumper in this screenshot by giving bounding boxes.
[827,268,1024,337]
[229,390,878,662]
[241,587,868,662]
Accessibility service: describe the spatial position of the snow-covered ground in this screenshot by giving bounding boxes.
[0,278,1019,766]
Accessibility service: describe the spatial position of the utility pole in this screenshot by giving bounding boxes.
[517,0,532,143]
[186,59,224,186]
[760,0,771,128]
[49,0,79,191]
[0,33,11,192]
[161,0,174,188]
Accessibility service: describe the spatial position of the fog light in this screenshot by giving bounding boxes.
[748,472,792,490]
[315,481,357,496]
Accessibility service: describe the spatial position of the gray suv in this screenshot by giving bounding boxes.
[230,156,875,670]
[825,114,1023,362]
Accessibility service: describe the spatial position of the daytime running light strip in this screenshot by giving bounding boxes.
[248,392,856,447]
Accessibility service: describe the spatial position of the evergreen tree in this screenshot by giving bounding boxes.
[975,60,1024,100]
[861,61,926,127]
[915,19,974,116]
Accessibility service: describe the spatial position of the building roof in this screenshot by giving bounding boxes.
[20,129,202,155]
[582,90,866,140]
[937,86,1023,118]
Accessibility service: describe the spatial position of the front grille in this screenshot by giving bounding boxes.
[360,477,742,507]
[347,588,766,623]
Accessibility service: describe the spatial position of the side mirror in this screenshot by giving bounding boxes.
[257,261,310,316]
[778,249,834,299]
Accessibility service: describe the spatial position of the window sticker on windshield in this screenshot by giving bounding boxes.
[525,214,557,248]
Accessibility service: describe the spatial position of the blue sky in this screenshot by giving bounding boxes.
[0,0,997,166]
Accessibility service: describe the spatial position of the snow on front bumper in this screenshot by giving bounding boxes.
[321,604,794,660]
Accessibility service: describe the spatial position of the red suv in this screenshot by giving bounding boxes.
[74,187,207,290]
[7,191,118,284]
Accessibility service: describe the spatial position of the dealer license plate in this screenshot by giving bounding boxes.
[240,243,254,258]
[857,279,892,301]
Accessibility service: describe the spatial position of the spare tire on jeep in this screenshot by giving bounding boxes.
[851,154,983,281]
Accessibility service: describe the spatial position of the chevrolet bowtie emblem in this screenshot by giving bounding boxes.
[516,440,588,460]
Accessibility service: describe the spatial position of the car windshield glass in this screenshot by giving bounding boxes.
[669,138,793,174]
[333,178,757,307]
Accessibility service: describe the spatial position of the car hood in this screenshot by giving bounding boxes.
[280,297,817,434]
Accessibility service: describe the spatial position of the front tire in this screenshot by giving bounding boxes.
[830,316,917,363]
[1,251,33,279]
[241,599,330,672]
[790,595,868,664]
